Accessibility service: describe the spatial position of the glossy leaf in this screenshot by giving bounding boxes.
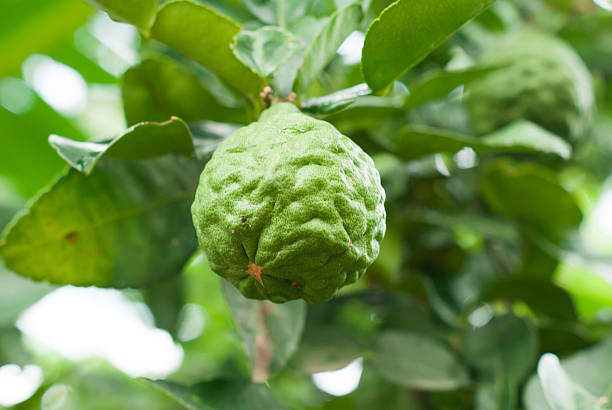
[222,280,307,382]
[362,0,495,92]
[404,65,500,108]
[370,331,470,390]
[121,55,245,126]
[481,160,583,242]
[391,120,572,161]
[84,0,156,31]
[480,120,572,159]
[49,117,195,174]
[301,83,372,114]
[232,26,300,76]
[145,379,289,410]
[0,156,202,287]
[295,4,363,92]
[272,15,328,96]
[323,82,409,134]
[390,127,478,160]
[151,0,265,99]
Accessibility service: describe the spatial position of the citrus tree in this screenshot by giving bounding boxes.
[1,0,612,408]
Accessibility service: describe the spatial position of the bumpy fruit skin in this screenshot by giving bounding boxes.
[467,29,594,141]
[191,103,386,304]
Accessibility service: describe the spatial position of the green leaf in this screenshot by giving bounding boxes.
[0,156,202,287]
[404,65,500,108]
[389,127,479,160]
[222,280,307,382]
[417,275,462,327]
[481,160,583,242]
[465,315,538,382]
[151,0,266,99]
[476,381,518,410]
[466,316,538,409]
[84,0,156,31]
[232,26,301,76]
[370,331,470,390]
[403,208,518,242]
[190,0,254,23]
[323,82,408,134]
[295,4,363,92]
[390,121,572,161]
[24,370,180,410]
[301,83,372,114]
[146,379,289,410]
[480,121,572,160]
[481,277,578,321]
[243,0,313,26]
[272,15,328,96]
[289,325,362,374]
[362,0,495,92]
[142,275,184,337]
[242,0,276,24]
[121,55,245,126]
[49,118,195,174]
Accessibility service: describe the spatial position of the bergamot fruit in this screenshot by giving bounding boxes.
[467,29,594,141]
[191,103,386,304]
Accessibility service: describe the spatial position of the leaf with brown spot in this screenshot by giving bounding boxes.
[0,156,202,287]
[64,231,78,244]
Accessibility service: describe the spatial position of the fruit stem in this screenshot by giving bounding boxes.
[259,86,297,109]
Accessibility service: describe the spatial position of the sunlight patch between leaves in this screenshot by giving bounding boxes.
[17,286,183,379]
[0,364,43,407]
[312,357,363,396]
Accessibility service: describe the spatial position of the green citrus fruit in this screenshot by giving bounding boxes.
[467,29,594,141]
[191,103,386,304]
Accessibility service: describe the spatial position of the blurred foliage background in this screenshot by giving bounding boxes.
[1,0,612,409]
